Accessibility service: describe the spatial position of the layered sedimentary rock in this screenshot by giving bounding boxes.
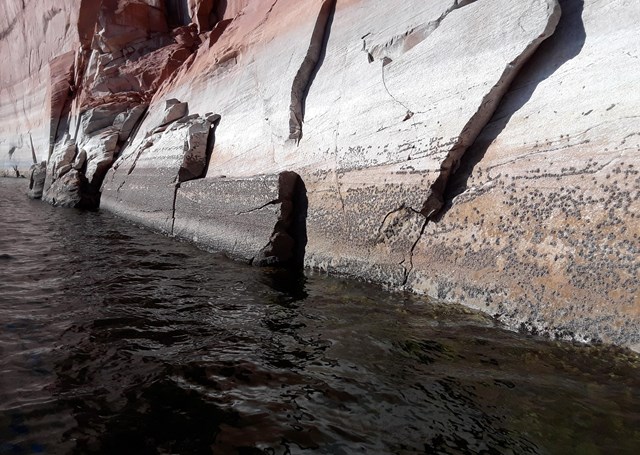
[2,0,639,349]
[101,103,216,232]
[408,0,640,347]
[0,1,84,175]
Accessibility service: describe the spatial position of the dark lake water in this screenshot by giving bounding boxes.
[1,177,639,454]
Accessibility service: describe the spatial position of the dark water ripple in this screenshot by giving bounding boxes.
[1,178,639,454]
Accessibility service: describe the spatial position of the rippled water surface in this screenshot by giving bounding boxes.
[1,177,639,454]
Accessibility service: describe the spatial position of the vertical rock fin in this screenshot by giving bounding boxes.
[288,0,336,142]
[422,1,562,219]
[254,172,308,268]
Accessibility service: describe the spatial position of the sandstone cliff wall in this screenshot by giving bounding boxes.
[2,0,638,349]
[0,1,86,173]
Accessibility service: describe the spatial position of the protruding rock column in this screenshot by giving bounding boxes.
[254,172,308,268]
[27,163,47,200]
[101,100,221,233]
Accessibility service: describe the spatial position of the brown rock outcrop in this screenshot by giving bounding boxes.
[0,1,86,173]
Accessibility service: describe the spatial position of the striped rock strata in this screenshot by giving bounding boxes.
[1,0,638,350]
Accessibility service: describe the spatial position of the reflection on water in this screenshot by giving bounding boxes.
[1,178,639,454]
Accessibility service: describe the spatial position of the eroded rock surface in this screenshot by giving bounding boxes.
[2,0,205,205]
[27,162,47,199]
[407,0,640,348]
[2,0,639,350]
[173,175,282,260]
[101,108,217,233]
[43,170,94,209]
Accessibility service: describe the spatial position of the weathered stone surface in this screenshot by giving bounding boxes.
[287,0,560,286]
[43,139,77,194]
[159,99,189,127]
[187,0,215,33]
[92,1,169,54]
[405,0,640,349]
[3,0,640,350]
[187,0,245,31]
[113,104,148,143]
[48,52,76,151]
[41,101,127,207]
[172,175,281,260]
[42,170,86,208]
[132,0,340,155]
[73,150,87,171]
[76,103,131,144]
[0,1,88,175]
[82,129,120,185]
[177,119,213,181]
[101,115,212,233]
[27,162,47,199]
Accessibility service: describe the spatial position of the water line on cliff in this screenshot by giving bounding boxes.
[433,0,586,221]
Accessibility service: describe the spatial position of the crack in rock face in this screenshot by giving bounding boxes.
[294,0,562,295]
[420,1,561,219]
[253,171,308,269]
[374,205,428,284]
[100,109,219,234]
[377,0,561,221]
[288,0,336,142]
[8,0,638,350]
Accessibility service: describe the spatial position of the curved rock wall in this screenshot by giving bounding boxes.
[0,1,86,174]
[2,0,639,349]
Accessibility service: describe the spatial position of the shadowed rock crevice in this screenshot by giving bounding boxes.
[288,0,336,142]
[29,134,37,165]
[434,0,586,220]
[254,172,308,269]
[188,0,229,33]
[171,182,180,235]
[164,0,192,27]
[0,9,21,41]
[200,113,221,179]
[420,0,562,220]
[49,53,76,156]
[171,113,220,234]
[118,108,150,169]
